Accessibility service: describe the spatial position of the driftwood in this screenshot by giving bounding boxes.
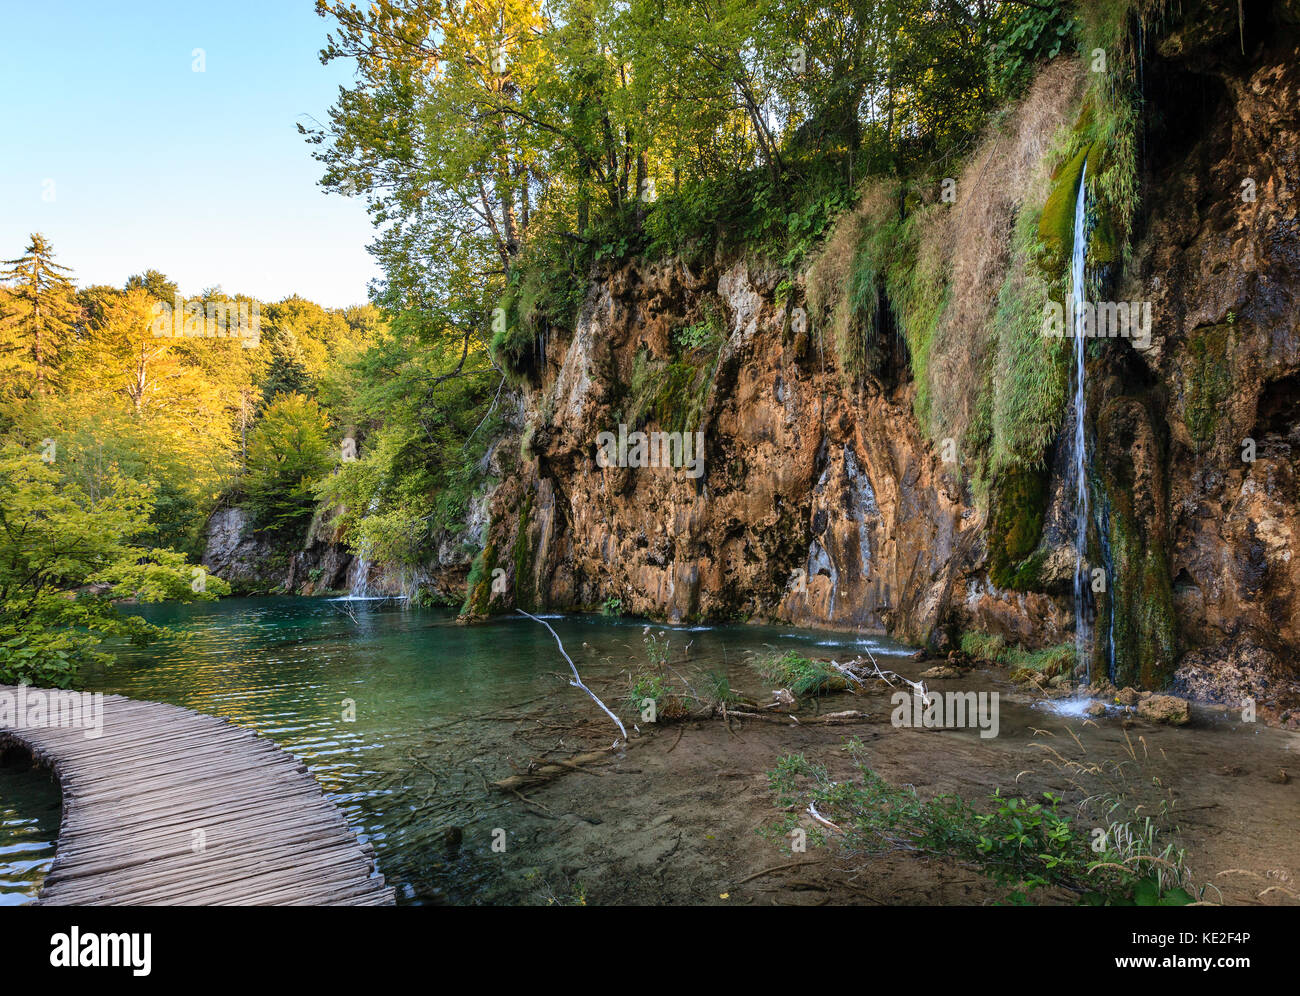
[725,709,869,725]
[491,746,623,792]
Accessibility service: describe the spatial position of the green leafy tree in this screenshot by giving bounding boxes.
[0,444,226,687]
[243,393,335,535]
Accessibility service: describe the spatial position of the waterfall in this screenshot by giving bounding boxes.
[348,551,371,599]
[345,495,382,600]
[1070,163,1091,682]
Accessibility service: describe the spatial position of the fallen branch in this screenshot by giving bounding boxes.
[492,746,620,792]
[808,802,843,833]
[518,609,627,745]
[735,857,827,885]
[726,709,868,725]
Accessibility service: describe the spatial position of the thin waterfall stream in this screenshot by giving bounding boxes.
[1070,163,1091,684]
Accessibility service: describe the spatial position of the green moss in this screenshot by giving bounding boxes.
[511,492,536,611]
[988,203,1071,480]
[491,229,590,381]
[1106,503,1177,688]
[1007,548,1050,591]
[624,339,719,435]
[885,205,949,432]
[1095,397,1178,689]
[987,467,1050,589]
[460,539,499,616]
[806,183,903,388]
[1183,324,1233,449]
[1038,144,1090,280]
[1088,211,1119,270]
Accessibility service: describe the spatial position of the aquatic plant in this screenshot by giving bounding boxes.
[753,650,851,697]
[767,738,1195,905]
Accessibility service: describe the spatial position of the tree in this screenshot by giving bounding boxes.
[21,285,253,553]
[243,393,336,535]
[0,444,226,687]
[0,234,81,400]
[124,268,180,303]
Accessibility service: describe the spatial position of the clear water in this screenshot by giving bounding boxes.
[0,755,61,906]
[0,597,909,905]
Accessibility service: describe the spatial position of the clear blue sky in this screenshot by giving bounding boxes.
[0,1,381,308]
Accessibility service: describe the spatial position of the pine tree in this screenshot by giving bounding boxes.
[0,233,81,398]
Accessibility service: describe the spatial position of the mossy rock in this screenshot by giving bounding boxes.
[1088,211,1119,270]
[1095,447,1178,689]
[461,540,500,616]
[987,467,1050,590]
[1038,144,1091,280]
[1183,324,1234,449]
[511,492,536,611]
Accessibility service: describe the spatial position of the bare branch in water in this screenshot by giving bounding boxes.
[517,609,628,744]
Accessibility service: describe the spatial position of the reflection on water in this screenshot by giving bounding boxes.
[45,598,909,905]
[0,754,61,906]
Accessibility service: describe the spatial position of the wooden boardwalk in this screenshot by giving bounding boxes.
[0,686,395,906]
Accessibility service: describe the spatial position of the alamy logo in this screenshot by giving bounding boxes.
[149,295,261,347]
[891,690,999,739]
[0,685,104,739]
[596,424,704,479]
[50,928,151,976]
[1042,296,1152,349]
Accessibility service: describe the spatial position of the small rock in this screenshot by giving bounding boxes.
[773,688,797,709]
[909,649,926,661]
[1085,702,1107,717]
[1115,686,1140,706]
[920,665,961,679]
[441,826,464,853]
[1269,769,1290,785]
[1137,694,1191,726]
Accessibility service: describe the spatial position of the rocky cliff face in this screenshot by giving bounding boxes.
[473,24,1300,705]
[494,257,974,644]
[201,507,287,595]
[479,252,1072,649]
[1108,26,1300,706]
[204,499,479,601]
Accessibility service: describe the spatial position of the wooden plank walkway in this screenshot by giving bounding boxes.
[0,686,395,906]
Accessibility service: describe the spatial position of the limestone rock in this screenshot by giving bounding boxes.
[1137,695,1192,726]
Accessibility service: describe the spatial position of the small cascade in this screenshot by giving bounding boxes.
[348,552,371,599]
[342,495,383,602]
[1070,162,1091,683]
